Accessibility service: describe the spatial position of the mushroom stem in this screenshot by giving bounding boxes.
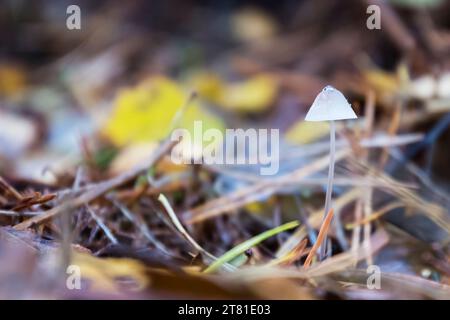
[320,120,335,259]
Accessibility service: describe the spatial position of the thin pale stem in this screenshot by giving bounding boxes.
[319,120,335,259]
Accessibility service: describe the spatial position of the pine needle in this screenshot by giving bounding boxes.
[304,208,334,268]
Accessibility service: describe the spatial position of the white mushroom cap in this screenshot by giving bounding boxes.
[305,86,357,121]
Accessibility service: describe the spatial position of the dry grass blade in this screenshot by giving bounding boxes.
[303,208,334,268]
[267,238,308,267]
[353,159,450,236]
[86,205,118,245]
[158,194,235,272]
[185,148,350,224]
[346,201,404,229]
[278,188,360,257]
[226,228,390,283]
[332,269,450,299]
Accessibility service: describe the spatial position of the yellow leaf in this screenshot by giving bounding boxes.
[0,64,26,98]
[102,76,225,146]
[245,196,276,213]
[190,72,278,112]
[220,74,278,112]
[231,7,278,43]
[285,120,330,144]
[71,251,150,293]
[189,72,224,101]
[363,70,399,94]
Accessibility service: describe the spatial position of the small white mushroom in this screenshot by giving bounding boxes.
[305,85,357,260]
[305,85,357,121]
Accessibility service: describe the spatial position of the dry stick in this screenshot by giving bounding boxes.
[0,176,23,201]
[303,208,334,269]
[14,138,179,231]
[0,210,41,216]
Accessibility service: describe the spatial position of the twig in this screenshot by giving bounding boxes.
[0,176,23,201]
[0,210,41,216]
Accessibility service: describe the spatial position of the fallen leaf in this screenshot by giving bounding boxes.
[102,76,225,146]
[231,7,278,43]
[192,73,278,112]
[285,120,330,144]
[71,251,150,293]
[363,69,400,101]
[0,64,26,98]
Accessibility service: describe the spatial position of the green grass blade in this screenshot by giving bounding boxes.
[203,220,300,274]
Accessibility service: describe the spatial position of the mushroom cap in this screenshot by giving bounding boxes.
[305,86,357,121]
